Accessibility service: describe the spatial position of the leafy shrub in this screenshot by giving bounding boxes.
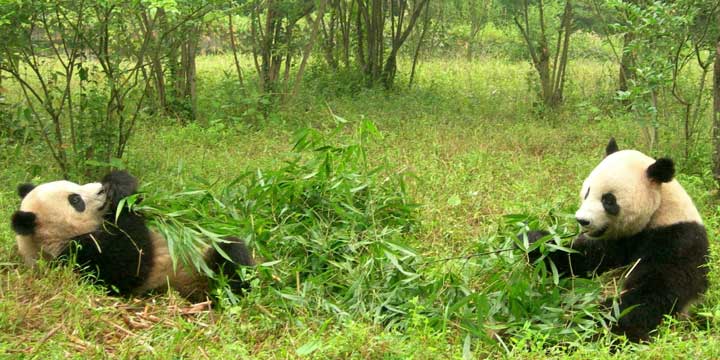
[132,119,420,309]
[302,62,369,97]
[0,103,33,143]
[492,214,613,347]
[197,69,272,125]
[475,22,529,60]
[129,119,613,350]
[568,31,615,61]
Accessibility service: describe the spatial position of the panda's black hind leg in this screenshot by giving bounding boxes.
[208,237,255,294]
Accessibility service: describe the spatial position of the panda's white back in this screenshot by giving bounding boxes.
[649,179,702,227]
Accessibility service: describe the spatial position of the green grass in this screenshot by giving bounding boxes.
[1,55,719,358]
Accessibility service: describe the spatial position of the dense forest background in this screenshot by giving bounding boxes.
[1,0,719,177]
[1,0,720,358]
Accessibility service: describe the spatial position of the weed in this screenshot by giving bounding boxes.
[1,55,718,358]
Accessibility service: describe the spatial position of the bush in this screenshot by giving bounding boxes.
[129,118,614,350]
[133,119,420,312]
[476,22,529,60]
[569,31,615,61]
[0,102,33,143]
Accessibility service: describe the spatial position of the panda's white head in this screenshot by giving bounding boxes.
[11,171,138,264]
[574,138,678,240]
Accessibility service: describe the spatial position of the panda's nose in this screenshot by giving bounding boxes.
[576,218,590,227]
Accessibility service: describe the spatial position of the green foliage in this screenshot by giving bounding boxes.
[0,14,718,352]
[0,0,159,178]
[133,119,419,308]
[610,1,687,106]
[608,0,719,153]
[467,22,529,60]
[302,62,369,96]
[480,213,613,347]
[122,118,617,350]
[0,102,33,143]
[198,68,272,124]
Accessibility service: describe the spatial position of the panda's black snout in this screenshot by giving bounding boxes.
[576,218,590,227]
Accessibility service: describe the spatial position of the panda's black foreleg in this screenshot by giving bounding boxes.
[219,236,255,267]
[208,237,255,294]
[65,215,154,297]
[524,231,624,278]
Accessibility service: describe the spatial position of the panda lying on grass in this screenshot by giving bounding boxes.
[11,170,254,301]
[526,138,709,342]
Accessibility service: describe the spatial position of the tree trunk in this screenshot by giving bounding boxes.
[713,36,720,183]
[368,0,384,83]
[355,0,367,74]
[228,13,245,87]
[382,51,398,88]
[357,0,385,85]
[289,0,327,100]
[551,0,572,106]
[618,31,635,108]
[408,0,431,89]
[320,1,338,69]
[260,2,280,93]
[341,0,351,68]
[186,36,198,122]
[380,0,428,88]
[618,32,635,92]
[514,0,572,108]
[467,0,486,61]
[178,30,199,122]
[143,8,167,112]
[537,50,552,106]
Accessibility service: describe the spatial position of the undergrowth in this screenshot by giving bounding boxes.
[126,118,624,353]
[2,55,718,358]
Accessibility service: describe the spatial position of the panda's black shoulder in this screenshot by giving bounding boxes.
[633,222,708,263]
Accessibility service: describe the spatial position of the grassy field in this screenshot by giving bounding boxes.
[1,55,719,358]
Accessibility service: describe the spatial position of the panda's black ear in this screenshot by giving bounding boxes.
[647,158,674,183]
[101,171,139,206]
[17,183,35,199]
[605,137,619,157]
[11,210,37,235]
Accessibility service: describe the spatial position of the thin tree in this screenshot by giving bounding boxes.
[713,35,720,183]
[512,0,574,108]
[228,12,245,87]
[249,0,316,96]
[382,0,430,88]
[289,0,328,100]
[356,0,429,88]
[408,0,431,89]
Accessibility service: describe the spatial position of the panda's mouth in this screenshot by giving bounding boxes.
[97,186,110,211]
[586,225,608,239]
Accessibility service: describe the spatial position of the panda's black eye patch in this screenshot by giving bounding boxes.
[68,194,85,212]
[601,192,619,216]
[584,187,590,200]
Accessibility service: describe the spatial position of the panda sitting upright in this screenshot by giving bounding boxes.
[526,138,709,342]
[11,170,254,300]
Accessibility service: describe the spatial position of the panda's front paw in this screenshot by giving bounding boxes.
[525,230,550,245]
[518,230,550,262]
[101,171,139,205]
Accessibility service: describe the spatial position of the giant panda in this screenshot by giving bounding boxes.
[10,170,254,301]
[525,138,709,342]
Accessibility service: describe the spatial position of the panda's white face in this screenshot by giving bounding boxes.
[575,150,662,240]
[16,180,109,263]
